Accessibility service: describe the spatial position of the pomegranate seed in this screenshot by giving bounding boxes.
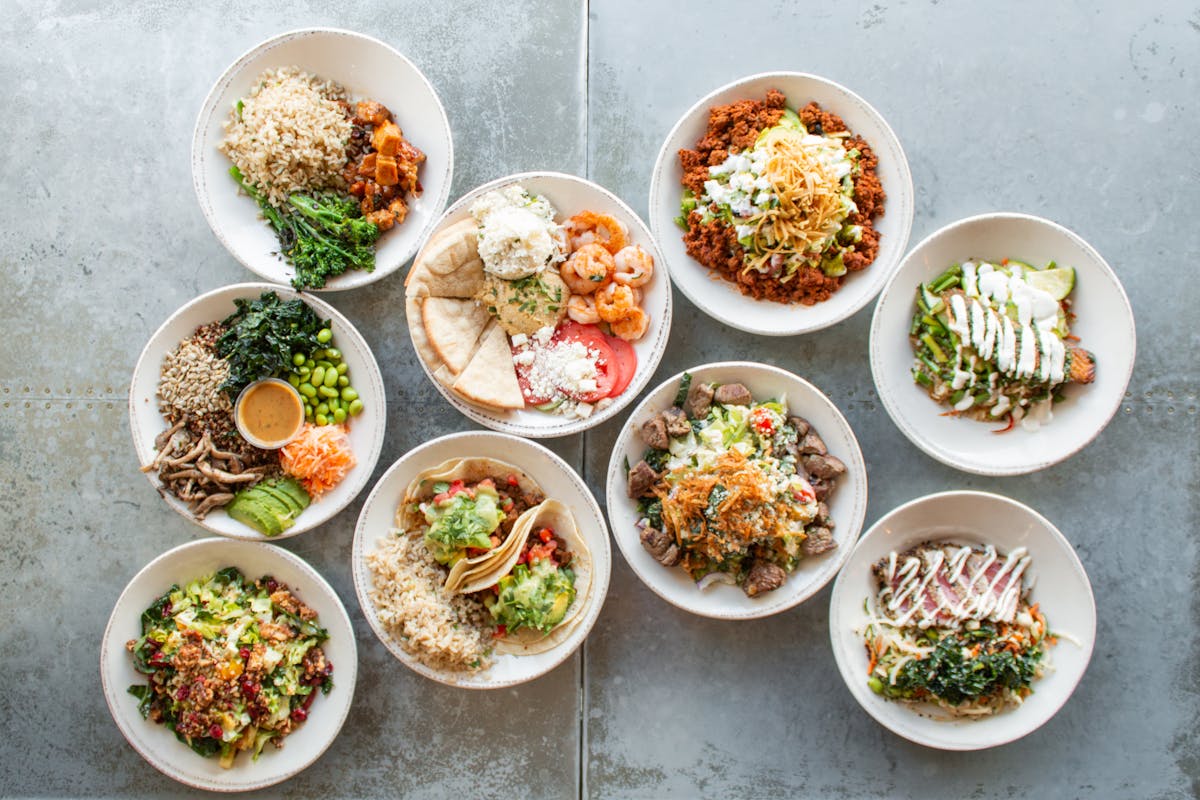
[265,578,279,592]
[241,680,258,697]
[290,707,307,722]
[209,724,223,740]
[239,648,250,660]
[175,686,190,701]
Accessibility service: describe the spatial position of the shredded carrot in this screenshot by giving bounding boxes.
[866,637,881,675]
[279,423,357,498]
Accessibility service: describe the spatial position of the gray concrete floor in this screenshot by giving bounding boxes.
[0,1,1195,798]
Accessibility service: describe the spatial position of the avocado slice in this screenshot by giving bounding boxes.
[226,495,284,536]
[271,478,311,512]
[257,483,304,517]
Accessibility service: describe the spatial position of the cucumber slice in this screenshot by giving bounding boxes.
[1025,267,1076,300]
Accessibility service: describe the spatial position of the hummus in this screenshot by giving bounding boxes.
[476,271,568,337]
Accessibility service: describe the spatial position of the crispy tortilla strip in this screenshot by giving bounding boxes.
[452,323,524,410]
[405,219,486,299]
[423,298,490,374]
[406,297,443,372]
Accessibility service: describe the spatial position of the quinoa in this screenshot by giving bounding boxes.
[367,531,496,672]
[219,67,352,207]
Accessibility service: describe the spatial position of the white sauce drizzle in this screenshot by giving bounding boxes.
[879,544,1031,629]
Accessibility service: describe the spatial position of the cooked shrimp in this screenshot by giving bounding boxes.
[559,244,614,295]
[610,308,649,341]
[566,211,628,255]
[566,294,601,324]
[595,283,639,324]
[612,244,654,287]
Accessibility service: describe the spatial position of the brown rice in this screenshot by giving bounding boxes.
[367,530,496,672]
[219,67,352,207]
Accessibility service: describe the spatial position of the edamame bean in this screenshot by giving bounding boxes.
[287,374,301,388]
[867,677,884,694]
[315,413,329,426]
[348,398,364,416]
[333,408,347,423]
[337,376,349,387]
[292,352,306,366]
[336,363,348,375]
[298,364,311,376]
[317,328,332,344]
[310,366,325,387]
[324,348,341,361]
[318,385,339,399]
[298,383,317,398]
[327,397,340,411]
[323,369,338,388]
[316,360,333,370]
[305,406,314,420]
[316,402,329,416]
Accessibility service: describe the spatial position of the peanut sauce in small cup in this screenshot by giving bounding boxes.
[234,378,305,449]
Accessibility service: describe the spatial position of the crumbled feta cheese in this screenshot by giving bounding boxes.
[510,333,528,347]
[573,402,595,419]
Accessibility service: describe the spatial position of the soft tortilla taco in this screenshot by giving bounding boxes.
[482,498,593,656]
[397,457,544,577]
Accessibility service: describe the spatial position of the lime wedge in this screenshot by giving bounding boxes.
[1025,267,1075,300]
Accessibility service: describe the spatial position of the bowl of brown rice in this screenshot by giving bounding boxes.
[351,431,612,689]
[192,28,453,291]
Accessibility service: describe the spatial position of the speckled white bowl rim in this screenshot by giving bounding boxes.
[605,361,868,620]
[100,537,358,792]
[407,171,673,438]
[648,71,913,337]
[128,282,386,540]
[351,431,612,688]
[191,27,453,292]
[869,212,1136,475]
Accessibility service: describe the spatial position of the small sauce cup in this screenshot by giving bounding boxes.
[234,378,306,449]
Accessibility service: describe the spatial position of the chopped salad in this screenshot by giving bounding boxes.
[628,375,846,597]
[126,568,333,768]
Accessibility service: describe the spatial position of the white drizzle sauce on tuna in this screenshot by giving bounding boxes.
[878,544,1032,629]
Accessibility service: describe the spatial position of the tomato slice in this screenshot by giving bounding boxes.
[512,343,553,406]
[551,321,617,403]
[605,337,637,397]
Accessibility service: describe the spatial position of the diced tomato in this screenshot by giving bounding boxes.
[494,625,507,638]
[527,542,557,564]
[538,527,553,543]
[506,475,519,487]
[553,320,609,350]
[448,479,466,496]
[605,336,637,397]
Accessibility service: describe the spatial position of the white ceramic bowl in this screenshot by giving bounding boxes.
[870,213,1136,475]
[829,491,1096,750]
[605,362,867,619]
[193,27,453,291]
[130,282,386,540]
[352,431,612,688]
[409,171,673,438]
[101,538,357,791]
[648,72,913,336]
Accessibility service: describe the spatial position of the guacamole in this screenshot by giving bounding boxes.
[486,558,576,634]
[422,481,505,565]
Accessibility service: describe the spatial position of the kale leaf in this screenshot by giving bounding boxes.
[217,291,327,395]
[894,630,1043,705]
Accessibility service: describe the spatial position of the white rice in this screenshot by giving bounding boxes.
[219,67,352,207]
[367,530,495,672]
